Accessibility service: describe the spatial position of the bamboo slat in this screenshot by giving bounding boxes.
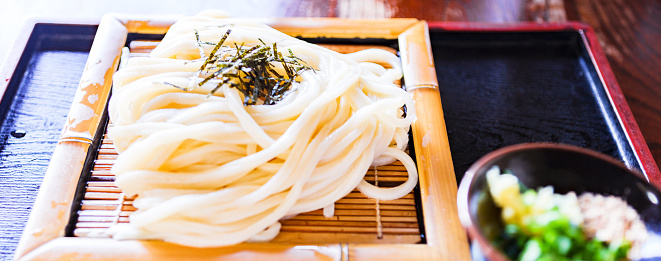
[72,40,422,246]
[20,238,346,261]
[112,14,420,39]
[399,21,471,260]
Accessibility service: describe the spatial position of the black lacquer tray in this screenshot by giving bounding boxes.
[427,22,659,184]
[1,20,659,260]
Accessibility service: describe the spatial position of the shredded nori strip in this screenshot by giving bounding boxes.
[169,29,314,105]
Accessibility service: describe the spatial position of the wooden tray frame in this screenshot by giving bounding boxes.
[14,14,470,260]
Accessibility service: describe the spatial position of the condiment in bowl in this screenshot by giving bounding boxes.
[457,143,661,260]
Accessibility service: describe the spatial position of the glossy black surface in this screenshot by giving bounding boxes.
[430,30,642,182]
[460,144,661,260]
[0,24,96,259]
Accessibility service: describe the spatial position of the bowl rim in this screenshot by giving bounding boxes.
[456,142,659,260]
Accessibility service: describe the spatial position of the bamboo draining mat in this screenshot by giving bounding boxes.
[72,40,422,244]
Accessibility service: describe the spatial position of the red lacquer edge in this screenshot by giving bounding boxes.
[581,26,661,185]
[427,21,661,186]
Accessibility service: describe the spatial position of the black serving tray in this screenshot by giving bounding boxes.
[2,21,659,261]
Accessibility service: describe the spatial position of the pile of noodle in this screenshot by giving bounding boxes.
[108,14,417,247]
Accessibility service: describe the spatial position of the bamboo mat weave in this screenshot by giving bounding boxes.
[72,41,422,244]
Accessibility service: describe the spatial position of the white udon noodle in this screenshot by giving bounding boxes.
[108,15,417,247]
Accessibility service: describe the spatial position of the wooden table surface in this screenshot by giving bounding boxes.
[0,0,659,259]
[2,0,659,169]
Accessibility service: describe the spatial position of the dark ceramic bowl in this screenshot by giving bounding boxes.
[457,143,661,260]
